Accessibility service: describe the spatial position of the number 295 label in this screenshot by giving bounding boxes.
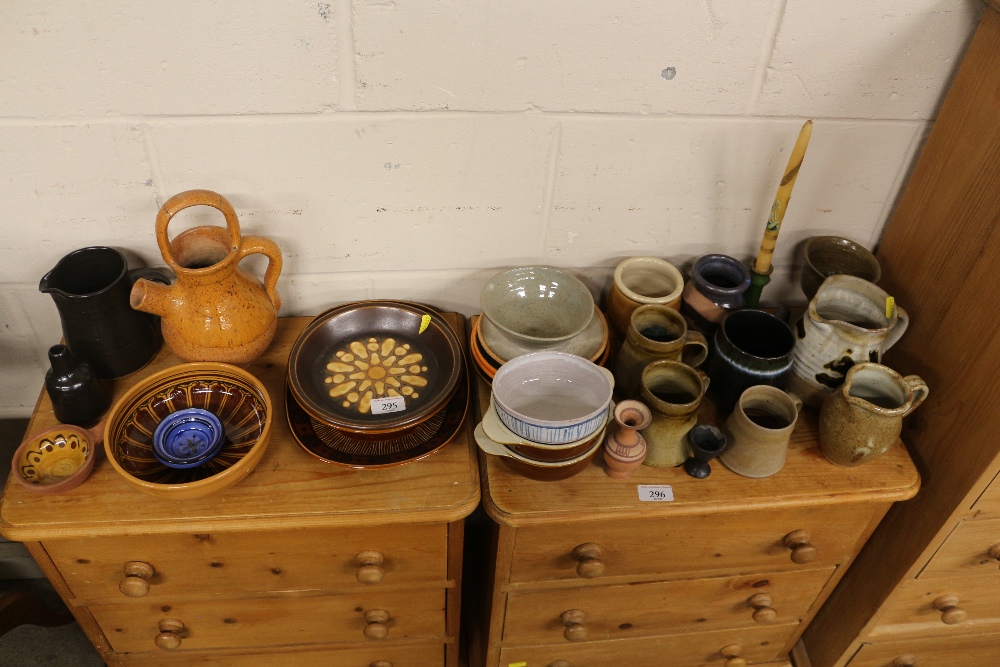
[370,396,406,415]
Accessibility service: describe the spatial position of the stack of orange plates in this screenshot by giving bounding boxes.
[470,307,611,384]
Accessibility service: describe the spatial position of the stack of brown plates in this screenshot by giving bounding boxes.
[285,301,467,468]
[471,307,611,383]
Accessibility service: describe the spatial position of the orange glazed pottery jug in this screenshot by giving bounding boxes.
[130,189,282,364]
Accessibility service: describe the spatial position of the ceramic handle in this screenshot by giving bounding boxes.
[682,330,709,368]
[363,609,391,640]
[155,189,242,271]
[154,618,185,650]
[933,594,966,625]
[355,550,385,584]
[85,419,108,448]
[902,375,929,416]
[785,392,804,415]
[560,609,587,641]
[883,304,910,351]
[474,424,511,457]
[720,644,747,667]
[749,593,778,623]
[696,369,711,395]
[238,235,283,311]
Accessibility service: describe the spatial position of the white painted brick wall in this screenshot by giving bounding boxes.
[0,0,985,414]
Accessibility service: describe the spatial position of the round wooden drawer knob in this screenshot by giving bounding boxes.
[560,609,587,641]
[356,550,386,584]
[548,661,573,667]
[933,594,966,625]
[364,609,391,640]
[784,530,818,564]
[119,561,155,598]
[370,662,393,667]
[720,644,747,667]
[988,543,1000,564]
[572,543,604,578]
[154,618,184,650]
[892,656,918,667]
[749,593,778,624]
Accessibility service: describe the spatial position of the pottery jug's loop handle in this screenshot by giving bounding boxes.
[883,304,910,351]
[682,330,709,368]
[695,369,711,395]
[902,375,929,416]
[238,236,283,311]
[155,190,242,271]
[785,392,804,415]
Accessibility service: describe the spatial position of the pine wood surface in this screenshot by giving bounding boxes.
[502,566,834,643]
[918,518,1000,579]
[43,523,448,604]
[0,315,480,540]
[505,504,873,587]
[499,624,798,667]
[474,374,918,528]
[845,631,1000,667]
[116,642,445,667]
[90,588,447,653]
[800,7,1000,667]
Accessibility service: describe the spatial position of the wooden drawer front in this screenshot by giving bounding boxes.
[116,642,444,666]
[499,623,796,667]
[971,470,1000,516]
[44,524,447,603]
[920,518,1000,579]
[872,578,1000,635]
[510,505,871,584]
[91,589,446,653]
[503,567,833,644]
[847,633,1000,667]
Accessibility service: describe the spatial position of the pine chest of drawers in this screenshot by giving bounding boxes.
[0,316,480,667]
[467,374,919,667]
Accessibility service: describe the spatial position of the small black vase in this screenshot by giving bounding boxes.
[45,345,111,426]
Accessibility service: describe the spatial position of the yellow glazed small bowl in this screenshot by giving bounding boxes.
[104,362,272,500]
[13,423,102,494]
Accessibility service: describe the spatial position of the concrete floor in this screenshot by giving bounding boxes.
[0,418,104,667]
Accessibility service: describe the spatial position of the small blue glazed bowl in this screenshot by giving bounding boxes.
[152,408,225,469]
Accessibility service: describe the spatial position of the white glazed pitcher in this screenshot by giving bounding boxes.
[788,275,909,406]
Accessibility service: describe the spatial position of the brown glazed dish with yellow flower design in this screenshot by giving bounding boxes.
[286,301,464,437]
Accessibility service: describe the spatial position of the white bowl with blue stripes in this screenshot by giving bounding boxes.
[492,351,615,444]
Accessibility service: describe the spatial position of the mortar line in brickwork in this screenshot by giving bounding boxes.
[744,0,790,115]
[0,113,931,127]
[337,0,358,111]
[539,121,562,257]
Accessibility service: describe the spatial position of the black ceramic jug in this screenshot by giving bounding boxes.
[40,247,171,378]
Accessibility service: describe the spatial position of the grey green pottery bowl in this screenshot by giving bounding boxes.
[480,266,594,345]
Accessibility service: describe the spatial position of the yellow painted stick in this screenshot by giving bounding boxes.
[754,119,813,274]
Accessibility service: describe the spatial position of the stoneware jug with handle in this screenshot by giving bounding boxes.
[788,275,909,407]
[130,189,283,365]
[819,362,928,467]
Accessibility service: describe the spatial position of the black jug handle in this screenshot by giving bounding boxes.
[128,267,172,286]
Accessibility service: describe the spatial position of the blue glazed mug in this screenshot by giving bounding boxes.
[705,309,796,416]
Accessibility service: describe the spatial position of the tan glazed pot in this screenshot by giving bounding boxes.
[605,257,684,337]
[720,386,802,478]
[130,189,283,365]
[639,360,710,468]
[613,305,708,401]
[819,362,928,467]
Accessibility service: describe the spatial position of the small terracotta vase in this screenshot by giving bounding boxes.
[603,400,651,479]
[130,190,283,364]
[820,363,928,467]
[639,360,710,468]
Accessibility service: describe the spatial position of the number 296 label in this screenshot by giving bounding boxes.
[370,396,406,415]
[637,485,674,502]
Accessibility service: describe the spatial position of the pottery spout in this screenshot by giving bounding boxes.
[129,278,175,319]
